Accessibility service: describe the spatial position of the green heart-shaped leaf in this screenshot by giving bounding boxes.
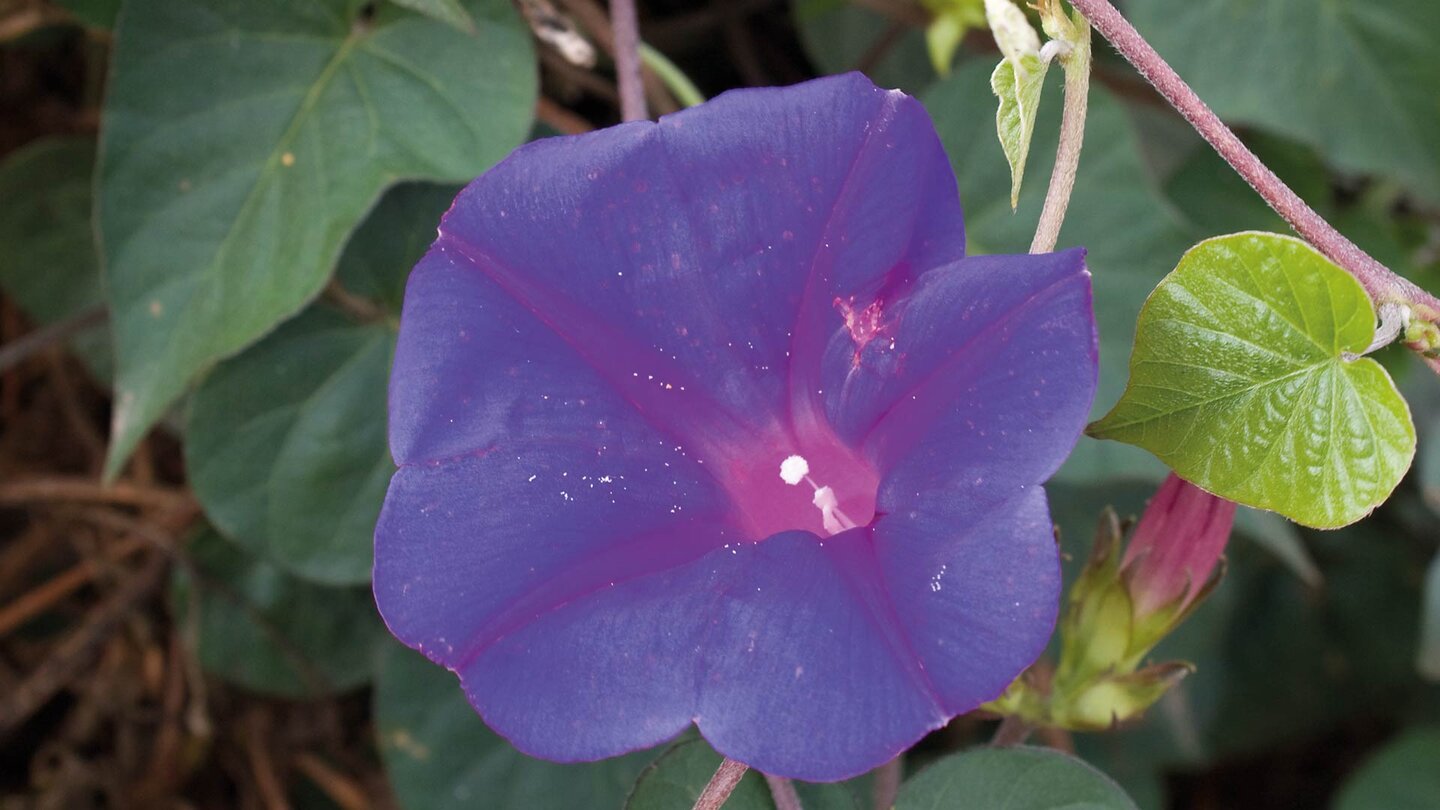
[99,0,535,479]
[185,182,455,584]
[895,746,1137,809]
[1089,232,1415,528]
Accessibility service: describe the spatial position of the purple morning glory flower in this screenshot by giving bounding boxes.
[374,73,1097,781]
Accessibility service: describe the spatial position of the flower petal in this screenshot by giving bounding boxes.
[388,73,966,468]
[459,531,949,781]
[823,249,1096,495]
[873,486,1061,711]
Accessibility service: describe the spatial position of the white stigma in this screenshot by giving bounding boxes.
[779,454,810,486]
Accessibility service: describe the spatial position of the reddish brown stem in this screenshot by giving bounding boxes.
[1066,0,1440,326]
[609,0,646,121]
[693,758,749,810]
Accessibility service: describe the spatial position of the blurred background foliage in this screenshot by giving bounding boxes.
[0,0,1437,807]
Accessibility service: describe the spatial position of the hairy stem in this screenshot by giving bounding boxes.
[1065,0,1440,327]
[765,774,804,810]
[693,758,749,810]
[871,757,902,810]
[608,0,646,121]
[1030,25,1092,255]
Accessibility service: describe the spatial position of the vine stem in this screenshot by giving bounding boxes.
[764,774,804,810]
[1030,25,1091,255]
[693,757,749,810]
[990,714,1034,747]
[609,0,647,121]
[1065,0,1440,327]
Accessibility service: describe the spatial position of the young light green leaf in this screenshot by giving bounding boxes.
[99,0,535,480]
[388,0,475,32]
[1334,728,1440,810]
[991,53,1049,209]
[171,529,388,698]
[983,0,1040,65]
[920,0,986,76]
[895,746,1137,809]
[375,643,656,810]
[1089,232,1416,529]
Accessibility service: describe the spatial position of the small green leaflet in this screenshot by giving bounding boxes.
[894,746,1137,809]
[1089,232,1415,529]
[991,53,1049,210]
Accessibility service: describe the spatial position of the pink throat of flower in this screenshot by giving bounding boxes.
[715,428,879,540]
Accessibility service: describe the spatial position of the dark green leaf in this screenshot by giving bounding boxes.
[1089,232,1415,528]
[185,181,453,583]
[1420,550,1440,681]
[172,528,387,697]
[1424,417,1440,517]
[894,746,1137,809]
[388,0,474,32]
[335,181,459,313]
[1209,521,1429,756]
[1232,507,1321,589]
[0,137,110,380]
[1335,728,1440,810]
[99,0,536,478]
[794,0,936,94]
[626,740,774,810]
[1161,133,1332,237]
[53,0,120,29]
[186,308,392,585]
[1125,0,1440,204]
[375,643,656,810]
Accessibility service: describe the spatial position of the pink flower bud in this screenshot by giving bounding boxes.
[1122,474,1236,617]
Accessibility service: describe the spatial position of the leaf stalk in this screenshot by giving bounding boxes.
[1029,17,1091,255]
